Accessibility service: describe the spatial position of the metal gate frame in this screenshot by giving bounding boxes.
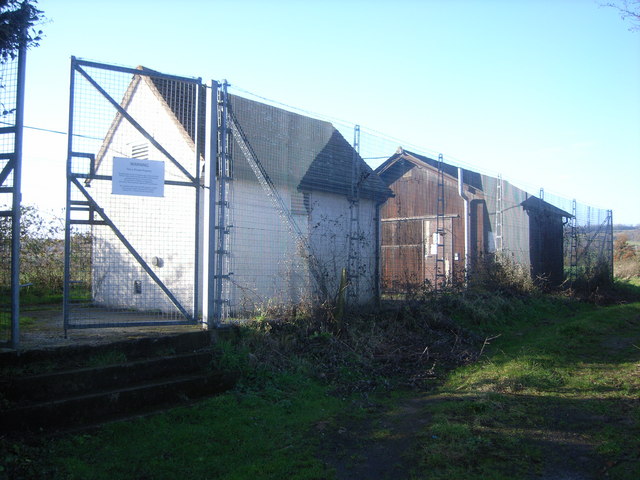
[0,37,27,348]
[63,58,204,330]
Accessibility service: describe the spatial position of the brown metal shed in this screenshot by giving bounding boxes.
[375,148,571,293]
[375,148,488,292]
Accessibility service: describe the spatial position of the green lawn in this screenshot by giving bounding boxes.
[2,283,640,480]
[53,377,341,480]
[413,298,640,479]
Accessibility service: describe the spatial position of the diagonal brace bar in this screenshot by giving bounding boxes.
[228,108,307,247]
[74,64,196,184]
[0,157,15,186]
[70,176,194,322]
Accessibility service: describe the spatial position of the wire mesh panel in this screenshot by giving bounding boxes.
[358,128,613,294]
[544,192,613,286]
[64,59,203,329]
[0,55,20,343]
[0,48,24,345]
[60,64,614,329]
[211,88,390,322]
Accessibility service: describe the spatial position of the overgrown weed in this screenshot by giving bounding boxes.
[214,274,571,396]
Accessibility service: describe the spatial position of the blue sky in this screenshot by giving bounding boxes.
[21,0,640,224]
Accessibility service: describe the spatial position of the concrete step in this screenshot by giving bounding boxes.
[1,350,215,404]
[0,330,237,435]
[1,370,235,433]
[0,330,212,369]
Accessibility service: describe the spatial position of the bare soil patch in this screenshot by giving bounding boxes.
[320,395,436,479]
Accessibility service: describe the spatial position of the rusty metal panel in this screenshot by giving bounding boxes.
[381,218,423,292]
[380,161,484,291]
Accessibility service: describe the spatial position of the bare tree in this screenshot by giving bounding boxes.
[602,0,640,31]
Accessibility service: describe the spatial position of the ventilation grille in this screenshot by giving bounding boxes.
[291,192,311,215]
[131,143,149,159]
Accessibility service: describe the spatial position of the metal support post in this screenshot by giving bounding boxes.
[193,81,203,325]
[213,81,232,323]
[347,125,361,305]
[495,174,503,254]
[435,153,446,291]
[10,32,27,349]
[203,81,217,328]
[569,199,578,285]
[63,57,77,336]
[607,209,614,283]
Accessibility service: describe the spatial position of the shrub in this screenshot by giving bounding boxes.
[614,256,640,279]
[468,253,537,296]
[0,205,66,295]
[613,234,640,280]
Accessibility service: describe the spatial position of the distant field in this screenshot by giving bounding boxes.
[614,227,640,254]
[613,226,640,244]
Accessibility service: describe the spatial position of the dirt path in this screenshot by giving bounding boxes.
[320,393,609,480]
[320,395,435,480]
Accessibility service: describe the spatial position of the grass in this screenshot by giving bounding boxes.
[0,285,90,308]
[412,286,640,479]
[11,374,343,480]
[0,290,61,307]
[416,398,538,480]
[0,311,36,326]
[85,351,128,368]
[2,280,640,479]
[627,276,640,287]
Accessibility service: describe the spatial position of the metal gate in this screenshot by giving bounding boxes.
[0,41,26,347]
[63,58,204,330]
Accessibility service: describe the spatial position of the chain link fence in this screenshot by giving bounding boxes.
[211,88,389,323]
[0,52,21,345]
[350,127,613,294]
[211,88,614,317]
[57,60,615,334]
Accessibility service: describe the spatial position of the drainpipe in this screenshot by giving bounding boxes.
[457,168,469,282]
[374,200,382,306]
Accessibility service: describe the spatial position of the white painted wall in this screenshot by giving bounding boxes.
[90,78,380,318]
[224,182,380,315]
[307,191,379,305]
[90,77,199,317]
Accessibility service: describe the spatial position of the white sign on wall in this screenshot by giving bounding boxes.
[112,157,165,197]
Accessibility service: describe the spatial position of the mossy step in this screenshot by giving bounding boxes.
[1,349,216,404]
[0,330,212,371]
[0,370,235,433]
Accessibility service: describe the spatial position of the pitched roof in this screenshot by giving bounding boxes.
[376,147,573,218]
[94,67,203,176]
[228,94,392,201]
[149,72,206,156]
[521,196,573,218]
[95,68,392,202]
[375,147,484,190]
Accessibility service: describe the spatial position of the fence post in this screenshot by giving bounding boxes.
[63,57,77,337]
[607,209,614,283]
[212,81,230,324]
[193,80,204,326]
[203,80,218,328]
[9,29,27,349]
